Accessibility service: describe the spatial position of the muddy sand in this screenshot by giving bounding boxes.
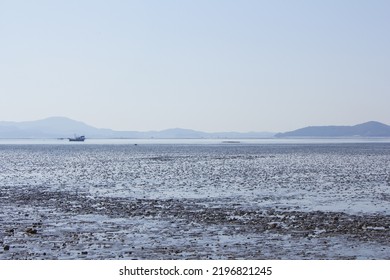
[1,186,390,259]
[1,143,390,259]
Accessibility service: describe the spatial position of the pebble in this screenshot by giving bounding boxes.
[26,228,38,234]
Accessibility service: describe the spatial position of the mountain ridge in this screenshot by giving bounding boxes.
[275,121,390,138]
[0,117,274,139]
[2,117,390,139]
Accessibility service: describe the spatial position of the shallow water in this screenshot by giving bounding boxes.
[1,142,390,259]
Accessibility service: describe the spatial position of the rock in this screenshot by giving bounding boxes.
[81,251,88,255]
[4,245,10,251]
[26,228,38,234]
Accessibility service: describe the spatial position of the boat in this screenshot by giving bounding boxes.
[69,135,86,142]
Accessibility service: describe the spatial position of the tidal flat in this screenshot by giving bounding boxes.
[1,142,390,259]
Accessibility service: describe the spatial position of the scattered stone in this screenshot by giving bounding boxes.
[26,228,38,234]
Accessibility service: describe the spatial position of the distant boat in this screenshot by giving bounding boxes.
[69,135,85,142]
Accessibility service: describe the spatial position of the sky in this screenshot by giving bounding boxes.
[0,0,389,132]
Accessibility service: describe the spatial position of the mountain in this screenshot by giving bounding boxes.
[275,121,390,138]
[0,117,117,138]
[0,117,275,139]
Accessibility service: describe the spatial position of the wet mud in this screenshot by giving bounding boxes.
[1,187,390,259]
[1,143,390,259]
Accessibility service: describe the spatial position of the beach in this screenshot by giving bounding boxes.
[1,142,390,259]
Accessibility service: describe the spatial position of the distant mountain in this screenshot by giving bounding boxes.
[0,117,274,139]
[275,121,390,138]
[0,117,117,138]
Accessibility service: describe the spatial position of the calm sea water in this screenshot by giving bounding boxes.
[1,138,390,145]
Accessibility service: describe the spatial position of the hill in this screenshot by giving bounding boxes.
[275,121,390,138]
[0,117,274,139]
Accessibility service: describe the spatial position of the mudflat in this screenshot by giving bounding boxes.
[1,143,390,259]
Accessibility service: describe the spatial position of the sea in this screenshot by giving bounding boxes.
[1,138,390,259]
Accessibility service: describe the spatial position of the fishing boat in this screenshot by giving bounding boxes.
[68,135,86,142]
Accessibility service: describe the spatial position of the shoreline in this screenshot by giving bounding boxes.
[1,187,389,260]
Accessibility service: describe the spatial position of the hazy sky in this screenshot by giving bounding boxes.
[1,0,389,132]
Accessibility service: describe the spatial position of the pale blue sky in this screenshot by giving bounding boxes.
[1,0,389,132]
